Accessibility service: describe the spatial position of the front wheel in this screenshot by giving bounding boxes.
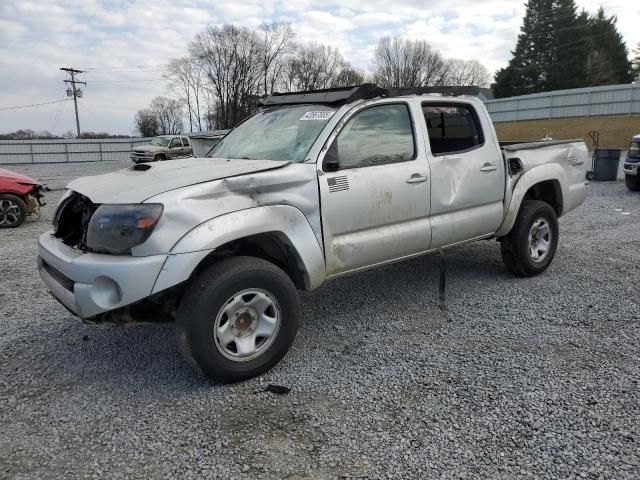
[500,200,559,277]
[176,256,300,383]
[0,194,27,228]
[625,174,640,191]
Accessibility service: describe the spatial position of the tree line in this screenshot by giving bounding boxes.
[0,129,132,140]
[135,24,491,135]
[494,0,636,98]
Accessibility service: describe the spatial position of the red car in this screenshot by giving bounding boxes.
[0,168,46,228]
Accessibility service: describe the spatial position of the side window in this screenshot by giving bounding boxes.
[182,137,190,147]
[422,104,484,155]
[169,138,182,148]
[333,103,415,169]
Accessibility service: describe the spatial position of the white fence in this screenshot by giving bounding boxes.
[0,138,153,165]
[486,83,640,123]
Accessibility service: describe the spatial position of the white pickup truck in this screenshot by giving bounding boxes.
[38,85,587,383]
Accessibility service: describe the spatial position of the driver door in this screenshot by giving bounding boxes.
[318,102,432,277]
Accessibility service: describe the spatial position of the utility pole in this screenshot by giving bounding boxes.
[60,67,86,138]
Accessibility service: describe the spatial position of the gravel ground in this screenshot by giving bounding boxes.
[1,162,639,480]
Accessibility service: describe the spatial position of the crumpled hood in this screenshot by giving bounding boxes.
[67,157,289,203]
[0,168,40,185]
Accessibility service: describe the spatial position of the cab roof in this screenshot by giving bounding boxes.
[259,83,481,107]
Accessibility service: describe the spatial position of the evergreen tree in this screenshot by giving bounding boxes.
[493,0,554,98]
[586,8,633,85]
[546,2,591,90]
[494,2,633,97]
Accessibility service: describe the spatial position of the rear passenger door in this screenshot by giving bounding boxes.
[168,137,183,158]
[422,101,505,248]
[319,101,432,277]
[181,137,193,157]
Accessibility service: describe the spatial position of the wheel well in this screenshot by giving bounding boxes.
[523,180,563,216]
[191,232,308,290]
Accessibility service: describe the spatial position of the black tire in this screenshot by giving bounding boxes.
[176,256,300,383]
[0,194,27,228]
[625,175,640,191]
[155,154,166,161]
[500,200,559,277]
[585,171,595,181]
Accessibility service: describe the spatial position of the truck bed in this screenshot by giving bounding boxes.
[499,139,584,151]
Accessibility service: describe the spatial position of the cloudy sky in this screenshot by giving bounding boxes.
[0,0,638,135]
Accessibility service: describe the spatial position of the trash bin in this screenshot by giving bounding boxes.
[592,149,621,181]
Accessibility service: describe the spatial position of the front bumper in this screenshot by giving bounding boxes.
[623,159,639,176]
[38,231,167,319]
[130,153,153,162]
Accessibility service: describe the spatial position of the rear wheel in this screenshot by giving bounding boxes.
[500,200,559,277]
[155,154,166,161]
[176,256,300,383]
[625,174,640,191]
[0,194,27,228]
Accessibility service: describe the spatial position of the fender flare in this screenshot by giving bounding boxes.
[495,164,566,237]
[152,205,326,294]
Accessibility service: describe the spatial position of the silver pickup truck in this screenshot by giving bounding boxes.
[130,135,193,163]
[38,85,587,383]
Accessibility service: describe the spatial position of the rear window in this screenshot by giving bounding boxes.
[423,104,484,155]
[182,137,190,147]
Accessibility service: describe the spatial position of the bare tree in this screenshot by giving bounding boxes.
[165,57,205,132]
[191,25,263,129]
[258,22,295,95]
[331,65,366,87]
[282,43,345,91]
[443,59,491,87]
[150,96,183,134]
[134,108,160,137]
[372,37,449,88]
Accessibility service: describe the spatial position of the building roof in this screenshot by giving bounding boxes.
[187,130,230,139]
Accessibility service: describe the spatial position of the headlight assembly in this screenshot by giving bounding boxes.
[86,204,163,254]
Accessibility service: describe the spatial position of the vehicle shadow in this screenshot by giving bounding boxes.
[11,241,510,390]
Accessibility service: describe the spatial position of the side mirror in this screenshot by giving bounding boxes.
[324,140,340,172]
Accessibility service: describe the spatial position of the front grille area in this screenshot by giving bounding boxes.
[41,259,74,292]
[53,192,98,250]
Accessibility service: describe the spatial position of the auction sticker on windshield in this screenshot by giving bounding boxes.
[300,111,335,121]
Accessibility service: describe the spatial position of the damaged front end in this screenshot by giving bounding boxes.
[42,190,174,325]
[26,183,47,215]
[52,191,97,250]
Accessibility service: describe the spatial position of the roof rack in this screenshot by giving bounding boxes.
[259,83,480,106]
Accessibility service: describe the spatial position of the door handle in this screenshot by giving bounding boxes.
[406,174,428,184]
[480,163,497,172]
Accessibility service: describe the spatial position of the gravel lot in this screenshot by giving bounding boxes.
[1,162,639,480]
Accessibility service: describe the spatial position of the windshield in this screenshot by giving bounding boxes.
[206,105,336,162]
[629,140,640,158]
[150,137,170,147]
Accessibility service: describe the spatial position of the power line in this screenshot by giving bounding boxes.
[50,96,69,133]
[88,78,165,83]
[0,98,70,111]
[80,64,169,72]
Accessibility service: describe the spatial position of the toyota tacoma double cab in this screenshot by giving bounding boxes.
[38,85,587,383]
[130,135,193,163]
